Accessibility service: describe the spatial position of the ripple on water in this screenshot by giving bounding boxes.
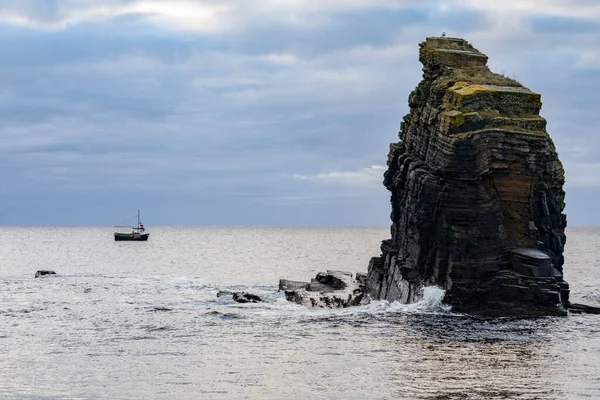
[0,227,599,399]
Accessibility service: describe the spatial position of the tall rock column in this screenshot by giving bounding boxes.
[367,37,569,316]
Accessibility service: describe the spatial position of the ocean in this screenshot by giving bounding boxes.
[1,227,599,400]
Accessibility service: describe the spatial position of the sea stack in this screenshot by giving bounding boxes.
[366,37,569,316]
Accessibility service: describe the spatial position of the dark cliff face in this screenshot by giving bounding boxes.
[367,37,568,316]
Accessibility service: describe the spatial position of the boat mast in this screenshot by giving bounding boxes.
[137,208,141,228]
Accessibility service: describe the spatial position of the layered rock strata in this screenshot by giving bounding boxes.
[366,37,569,316]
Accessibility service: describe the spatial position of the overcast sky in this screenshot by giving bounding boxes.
[0,0,598,226]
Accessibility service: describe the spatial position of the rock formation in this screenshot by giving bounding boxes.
[366,37,569,316]
[232,292,263,304]
[35,270,56,278]
[280,271,369,308]
[216,291,264,303]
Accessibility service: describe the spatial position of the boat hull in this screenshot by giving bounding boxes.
[114,233,150,241]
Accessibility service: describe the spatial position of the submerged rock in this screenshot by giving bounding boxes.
[366,37,570,316]
[281,271,369,308]
[35,270,56,278]
[232,292,263,303]
[216,290,263,303]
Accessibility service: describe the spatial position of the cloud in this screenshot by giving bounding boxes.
[0,0,410,34]
[0,1,234,32]
[294,165,386,189]
[0,0,598,225]
[458,0,600,20]
[576,51,600,69]
[565,162,600,187]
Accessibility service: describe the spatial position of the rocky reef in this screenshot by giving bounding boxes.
[366,37,569,316]
[280,271,369,308]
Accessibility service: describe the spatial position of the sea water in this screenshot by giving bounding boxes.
[1,227,599,399]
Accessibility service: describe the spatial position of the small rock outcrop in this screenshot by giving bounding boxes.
[217,291,264,303]
[568,303,600,315]
[280,271,369,308]
[366,37,569,316]
[232,292,263,304]
[278,280,309,291]
[35,270,56,278]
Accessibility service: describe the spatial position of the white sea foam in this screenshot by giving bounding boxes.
[340,285,451,316]
[206,285,452,319]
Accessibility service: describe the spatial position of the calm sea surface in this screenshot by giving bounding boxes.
[1,227,599,400]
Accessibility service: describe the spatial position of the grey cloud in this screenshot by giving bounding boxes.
[0,1,599,225]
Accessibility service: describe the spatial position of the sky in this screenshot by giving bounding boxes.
[0,0,598,226]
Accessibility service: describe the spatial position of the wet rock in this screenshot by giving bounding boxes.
[150,306,173,312]
[510,248,555,277]
[282,270,369,308]
[366,36,570,316]
[35,270,56,278]
[216,290,263,303]
[447,269,569,317]
[355,272,368,286]
[568,303,600,315]
[278,279,309,291]
[232,292,263,303]
[315,271,352,290]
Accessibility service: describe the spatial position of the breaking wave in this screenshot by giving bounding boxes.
[349,285,451,315]
[206,284,452,319]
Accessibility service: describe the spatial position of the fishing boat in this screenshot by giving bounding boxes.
[114,210,150,241]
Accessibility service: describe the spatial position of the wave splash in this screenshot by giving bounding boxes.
[356,285,451,315]
[232,285,453,318]
[409,285,451,312]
